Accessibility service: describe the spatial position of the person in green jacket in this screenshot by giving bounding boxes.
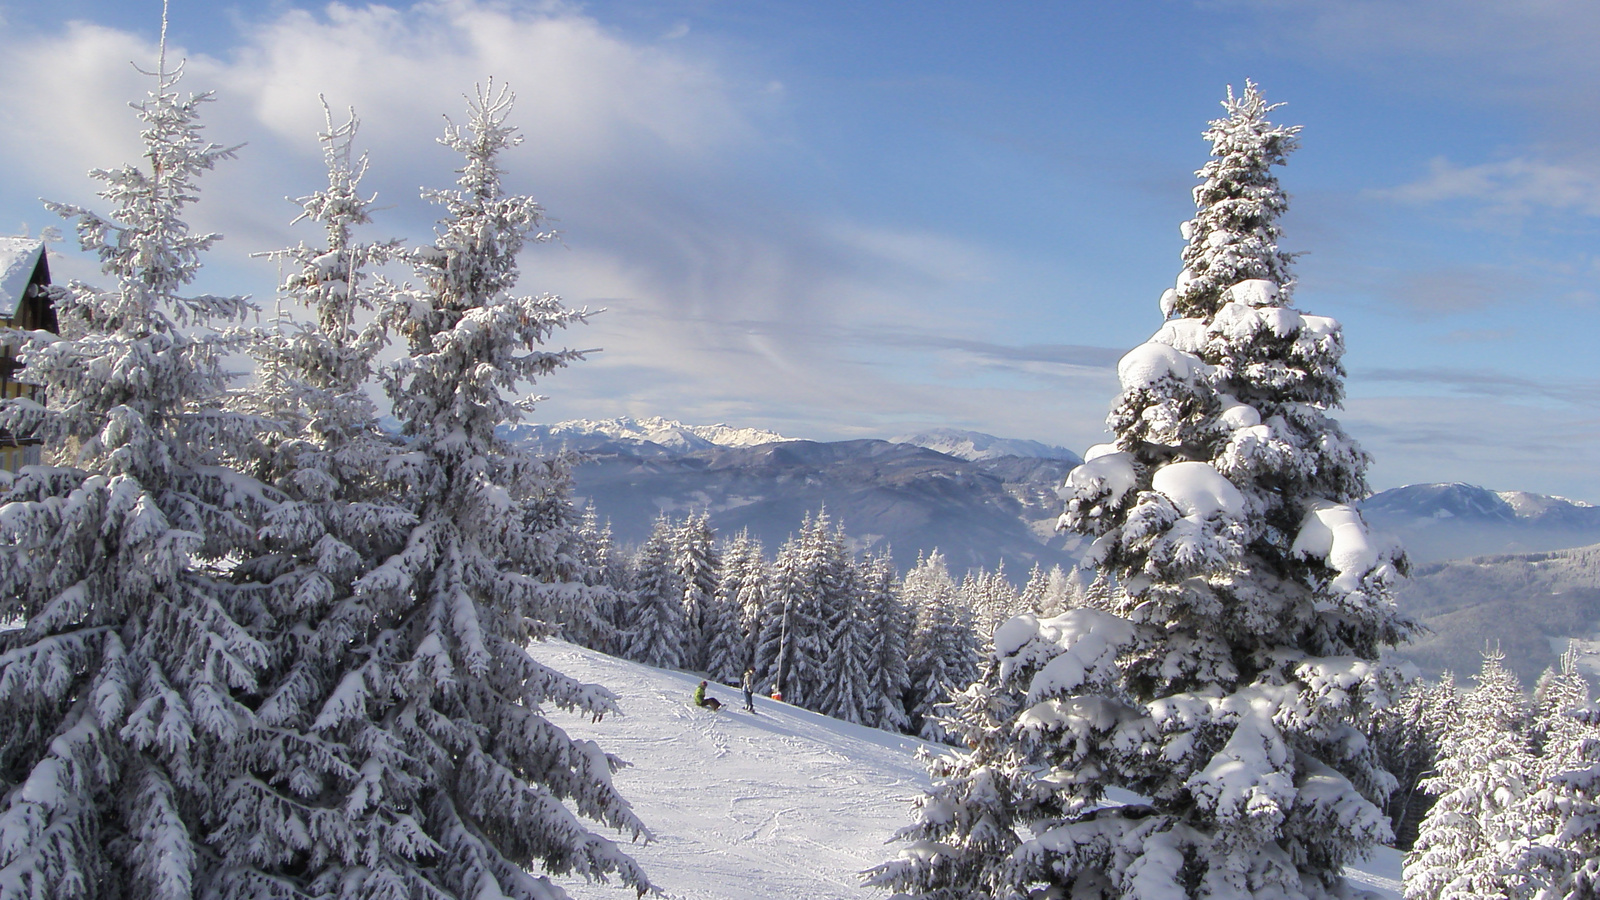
[693,680,722,711]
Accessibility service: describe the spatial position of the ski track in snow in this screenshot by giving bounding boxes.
[530,640,1402,900]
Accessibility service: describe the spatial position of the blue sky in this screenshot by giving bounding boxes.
[0,0,1597,501]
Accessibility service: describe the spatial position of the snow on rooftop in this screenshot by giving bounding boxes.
[0,237,44,319]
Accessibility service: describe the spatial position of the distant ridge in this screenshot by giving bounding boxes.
[891,427,1082,464]
[498,418,1088,573]
[1360,482,1600,563]
[500,415,793,456]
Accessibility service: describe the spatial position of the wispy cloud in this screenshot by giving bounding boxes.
[1379,156,1600,220]
[1344,394,1600,500]
[1224,0,1600,116]
[0,2,1082,444]
[1358,365,1600,409]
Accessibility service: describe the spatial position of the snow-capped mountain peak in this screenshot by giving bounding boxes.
[502,416,793,454]
[891,427,1081,463]
[1359,482,1600,563]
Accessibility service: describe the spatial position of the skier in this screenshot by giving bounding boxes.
[693,680,722,711]
[742,668,756,712]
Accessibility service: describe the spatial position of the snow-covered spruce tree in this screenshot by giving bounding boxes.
[756,512,838,708]
[704,530,765,685]
[1522,700,1600,900]
[1405,650,1536,899]
[819,545,875,726]
[1485,647,1600,900]
[570,501,623,653]
[902,551,978,744]
[673,512,721,672]
[862,552,912,733]
[873,82,1412,899]
[1533,645,1593,772]
[624,515,686,669]
[206,101,456,898]
[359,84,649,898]
[0,42,272,899]
[1365,678,1440,851]
[967,564,1020,648]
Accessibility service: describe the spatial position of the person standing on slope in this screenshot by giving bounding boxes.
[742,668,756,712]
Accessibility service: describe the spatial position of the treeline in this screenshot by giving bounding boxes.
[1369,646,1600,897]
[563,506,1093,741]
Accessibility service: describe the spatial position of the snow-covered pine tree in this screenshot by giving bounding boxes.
[752,530,797,695]
[902,551,978,744]
[1366,678,1438,851]
[206,101,459,898]
[1500,647,1600,900]
[1405,650,1536,899]
[756,512,838,708]
[705,529,765,685]
[862,552,912,733]
[974,564,1019,647]
[1018,563,1048,615]
[819,544,875,725]
[624,515,686,670]
[673,512,721,672]
[571,501,623,653]
[869,609,1110,898]
[0,31,287,899]
[356,83,649,897]
[874,82,1412,899]
[1522,699,1600,900]
[1534,644,1593,772]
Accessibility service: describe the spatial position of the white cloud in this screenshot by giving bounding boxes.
[1381,156,1600,220]
[1344,393,1600,503]
[1225,0,1600,116]
[225,1,753,174]
[0,1,1065,447]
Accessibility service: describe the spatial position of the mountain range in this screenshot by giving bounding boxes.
[1359,482,1600,564]
[505,418,1600,684]
[505,417,1600,570]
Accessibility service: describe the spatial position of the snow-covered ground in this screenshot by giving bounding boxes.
[530,640,1403,900]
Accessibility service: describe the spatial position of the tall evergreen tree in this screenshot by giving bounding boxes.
[355,84,649,897]
[623,515,685,670]
[1533,645,1593,773]
[756,513,838,708]
[570,501,623,653]
[1523,700,1600,900]
[902,551,977,744]
[213,101,446,898]
[819,548,875,725]
[1405,651,1536,899]
[673,513,721,672]
[1499,648,1600,900]
[861,552,911,733]
[1367,678,1443,851]
[874,82,1412,899]
[0,37,271,898]
[1018,563,1049,616]
[706,530,765,685]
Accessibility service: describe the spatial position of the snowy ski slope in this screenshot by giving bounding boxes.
[530,640,1403,900]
